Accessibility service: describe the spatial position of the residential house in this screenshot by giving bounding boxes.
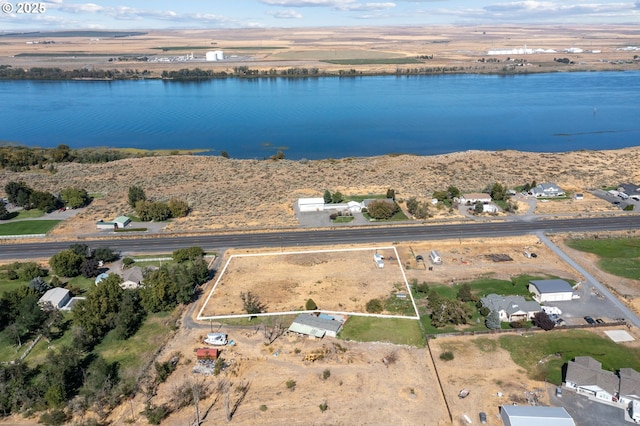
[617,183,640,198]
[565,356,621,403]
[480,294,541,322]
[529,183,565,198]
[195,348,219,361]
[529,279,574,302]
[96,215,131,230]
[619,368,640,406]
[121,266,144,289]
[456,193,492,205]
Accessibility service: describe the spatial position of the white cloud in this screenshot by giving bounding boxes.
[338,2,396,11]
[262,0,354,5]
[268,9,304,18]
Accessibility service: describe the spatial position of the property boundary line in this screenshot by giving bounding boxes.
[196,246,420,321]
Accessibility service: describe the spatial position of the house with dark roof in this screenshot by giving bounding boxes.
[530,182,565,198]
[480,294,540,323]
[121,266,144,289]
[565,356,622,403]
[617,183,640,197]
[619,368,640,406]
[529,279,574,302]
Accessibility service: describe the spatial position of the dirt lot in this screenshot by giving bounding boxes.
[108,327,449,426]
[199,247,413,318]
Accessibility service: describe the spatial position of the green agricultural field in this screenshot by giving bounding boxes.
[566,237,640,280]
[0,220,60,236]
[499,330,640,384]
[338,316,424,347]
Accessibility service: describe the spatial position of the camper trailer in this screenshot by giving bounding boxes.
[204,332,228,346]
[430,250,442,264]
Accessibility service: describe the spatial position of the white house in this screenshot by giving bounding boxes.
[529,279,574,302]
[500,405,575,426]
[457,193,492,205]
[297,198,325,212]
[39,287,71,310]
[530,183,565,198]
[480,294,541,322]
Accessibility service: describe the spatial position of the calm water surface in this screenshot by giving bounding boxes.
[0,71,639,159]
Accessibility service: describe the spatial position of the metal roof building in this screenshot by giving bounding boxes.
[38,287,71,310]
[529,279,574,302]
[288,314,343,338]
[500,405,575,426]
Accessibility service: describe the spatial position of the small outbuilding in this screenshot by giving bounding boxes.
[529,279,574,302]
[114,216,131,229]
[195,348,220,361]
[288,314,343,338]
[499,405,575,426]
[39,287,71,310]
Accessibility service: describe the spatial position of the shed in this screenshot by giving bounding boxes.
[297,198,325,212]
[529,279,574,302]
[195,348,219,360]
[500,405,575,426]
[39,287,71,310]
[288,314,343,338]
[96,220,116,230]
[114,216,131,229]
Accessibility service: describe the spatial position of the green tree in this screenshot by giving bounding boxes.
[490,182,507,201]
[485,310,501,330]
[80,258,100,278]
[240,291,266,315]
[4,181,32,206]
[73,274,124,343]
[456,283,474,302]
[0,201,9,220]
[29,190,61,212]
[331,191,343,203]
[323,190,332,204]
[49,249,84,277]
[386,188,396,200]
[432,190,448,202]
[168,198,189,218]
[172,246,204,263]
[447,186,461,199]
[305,299,318,310]
[60,187,89,208]
[128,185,146,209]
[17,261,48,280]
[69,243,91,258]
[473,200,484,214]
[51,144,72,163]
[94,247,118,263]
[366,200,398,219]
[365,298,383,313]
[533,311,555,331]
[113,290,145,340]
[220,150,229,158]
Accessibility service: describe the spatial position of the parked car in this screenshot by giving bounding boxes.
[530,252,538,258]
[596,318,605,324]
[479,412,487,423]
[584,316,596,325]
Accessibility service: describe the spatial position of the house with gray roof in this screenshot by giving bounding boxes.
[619,368,640,406]
[529,279,574,302]
[38,287,71,310]
[480,294,540,323]
[288,314,343,338]
[565,356,621,403]
[529,182,565,198]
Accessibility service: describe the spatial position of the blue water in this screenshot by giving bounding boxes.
[1,71,639,159]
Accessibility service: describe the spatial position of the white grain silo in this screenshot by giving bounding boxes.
[214,50,224,61]
[205,51,217,61]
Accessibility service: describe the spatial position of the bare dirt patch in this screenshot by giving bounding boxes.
[198,247,414,318]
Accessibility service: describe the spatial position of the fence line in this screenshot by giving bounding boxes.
[426,321,627,339]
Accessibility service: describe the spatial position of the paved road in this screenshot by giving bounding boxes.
[1,215,639,260]
[537,231,640,330]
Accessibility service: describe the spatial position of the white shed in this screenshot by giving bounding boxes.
[529,279,574,302]
[39,287,71,310]
[297,198,325,212]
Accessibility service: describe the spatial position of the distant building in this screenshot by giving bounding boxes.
[195,348,220,360]
[529,279,574,302]
[529,183,565,198]
[457,193,492,204]
[565,356,623,403]
[121,266,144,289]
[297,198,325,212]
[96,215,130,230]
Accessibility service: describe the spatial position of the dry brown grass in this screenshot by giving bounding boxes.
[1,147,639,235]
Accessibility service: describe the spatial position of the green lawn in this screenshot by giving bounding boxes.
[566,237,640,280]
[0,220,60,235]
[15,209,45,219]
[338,316,424,347]
[0,278,27,295]
[93,311,174,376]
[499,330,640,384]
[332,216,354,223]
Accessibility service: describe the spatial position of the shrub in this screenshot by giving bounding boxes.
[365,298,383,313]
[322,369,331,380]
[260,404,267,412]
[142,404,171,425]
[122,257,135,267]
[286,379,296,391]
[305,298,318,310]
[440,351,454,361]
[319,401,328,412]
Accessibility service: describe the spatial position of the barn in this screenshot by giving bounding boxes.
[528,279,574,302]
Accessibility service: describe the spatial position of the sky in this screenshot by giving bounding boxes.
[0,0,639,31]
